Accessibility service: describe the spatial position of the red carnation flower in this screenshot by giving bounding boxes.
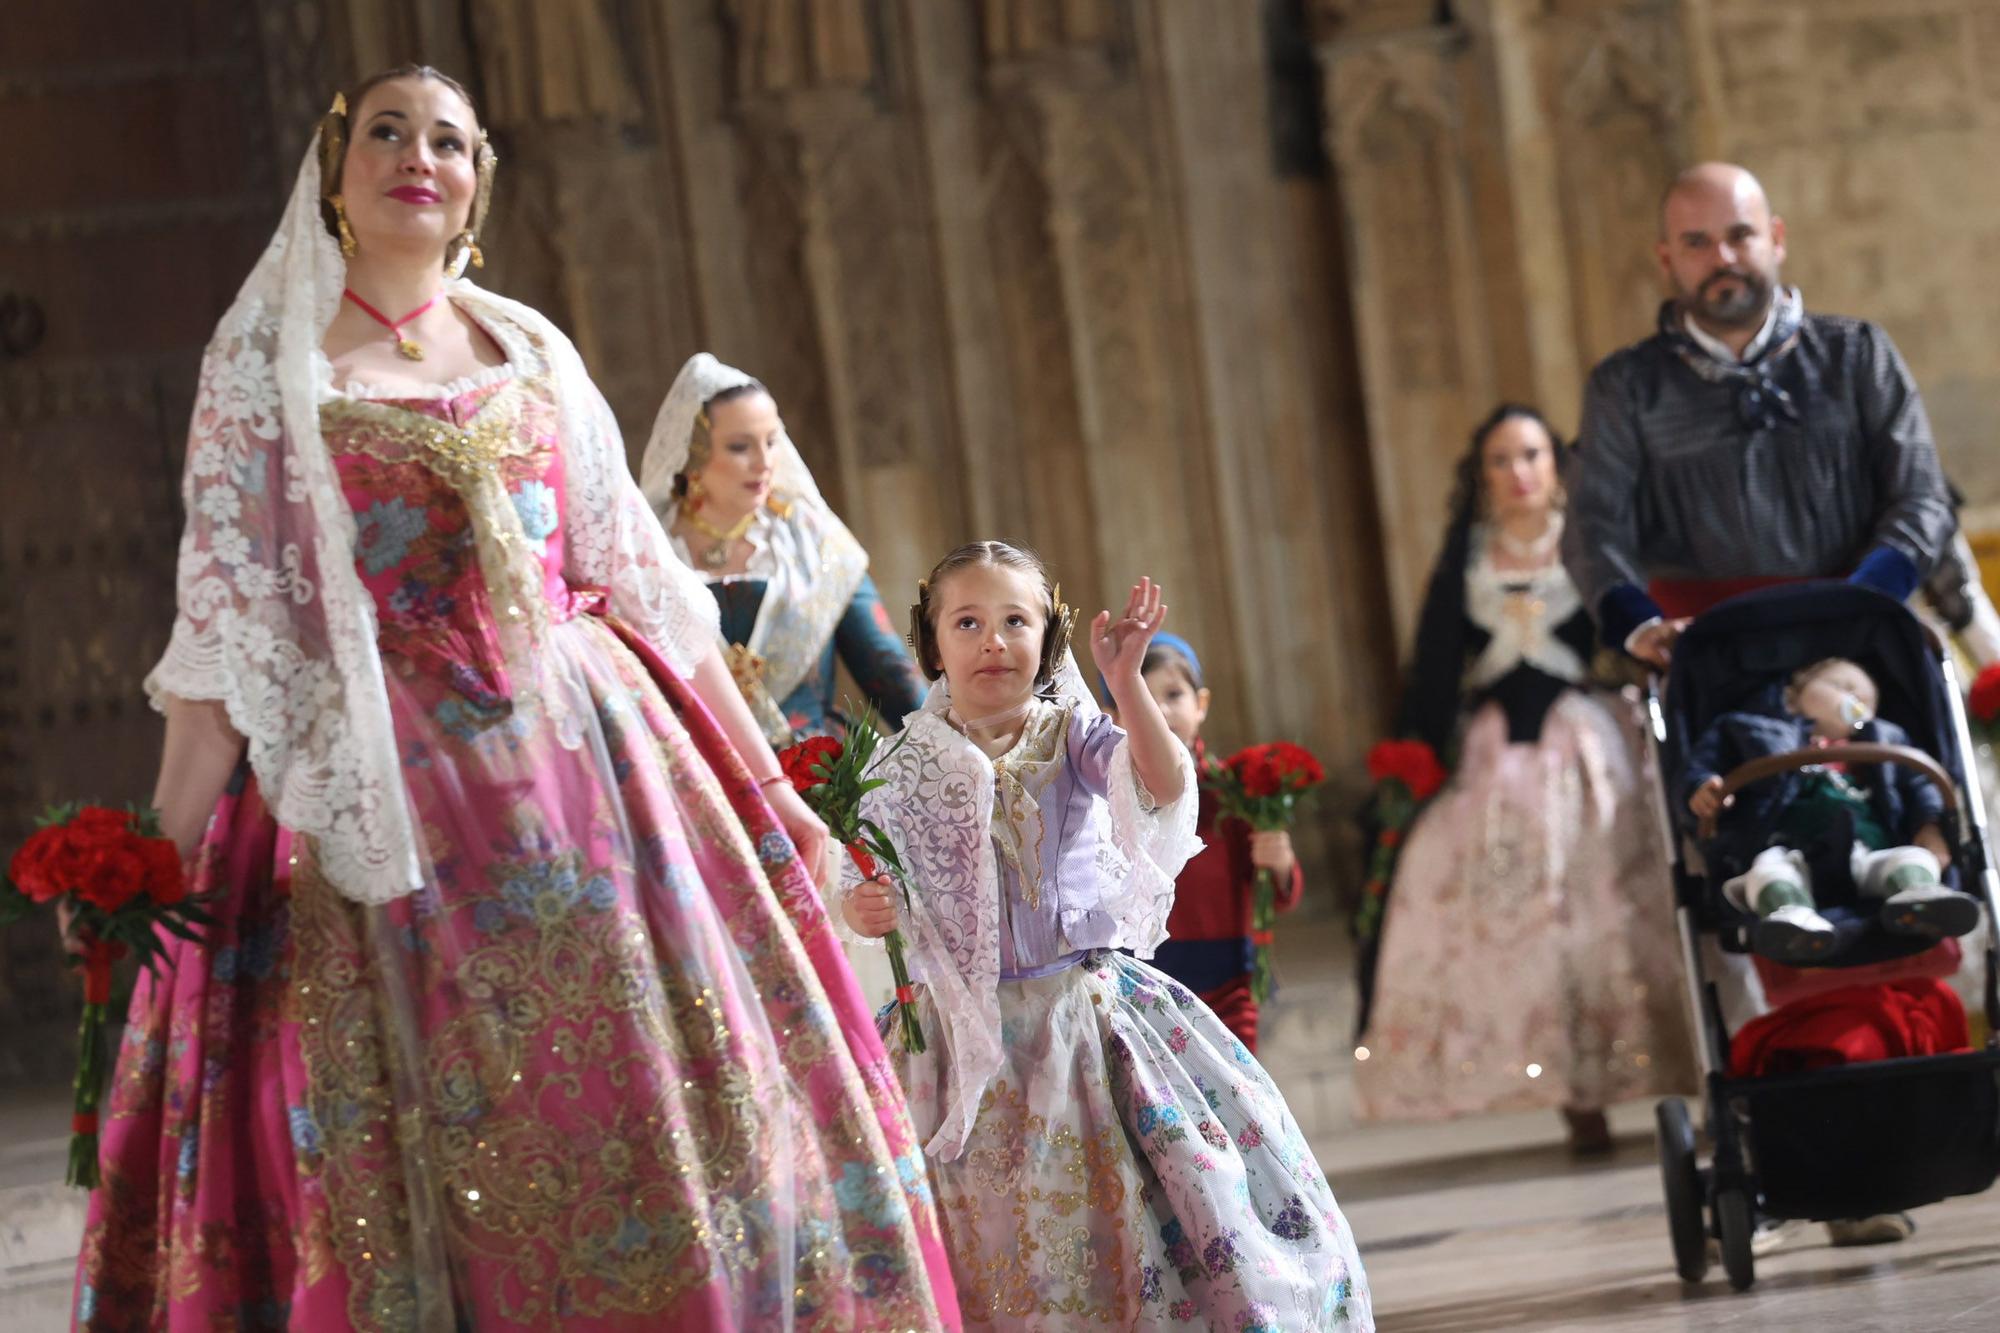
[138,838,188,907]
[9,825,81,904]
[1220,741,1327,804]
[1971,663,2000,726]
[778,736,845,792]
[72,806,136,833]
[73,842,148,914]
[1367,739,1447,801]
[1229,749,1281,799]
[1262,741,1326,790]
[6,799,208,1191]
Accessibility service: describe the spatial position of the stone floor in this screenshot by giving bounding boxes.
[1261,917,2000,1333]
[4,915,1997,1329]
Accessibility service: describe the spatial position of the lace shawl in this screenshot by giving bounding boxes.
[637,354,867,740]
[1463,522,1587,690]
[147,136,718,905]
[838,659,1200,1160]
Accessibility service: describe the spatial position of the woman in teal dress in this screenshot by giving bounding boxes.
[639,354,923,745]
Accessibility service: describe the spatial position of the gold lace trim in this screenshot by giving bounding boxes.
[323,384,556,706]
[989,706,1071,910]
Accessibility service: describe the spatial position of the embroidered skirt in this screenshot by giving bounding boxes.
[891,951,1371,1330]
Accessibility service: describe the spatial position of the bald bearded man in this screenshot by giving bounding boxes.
[1564,162,1955,668]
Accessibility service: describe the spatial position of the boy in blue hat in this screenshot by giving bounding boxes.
[1111,632,1304,1051]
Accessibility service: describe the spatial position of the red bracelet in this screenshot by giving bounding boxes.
[755,774,789,789]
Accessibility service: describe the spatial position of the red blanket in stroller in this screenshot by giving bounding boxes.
[1729,978,1970,1077]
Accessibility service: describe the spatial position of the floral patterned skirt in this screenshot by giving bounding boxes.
[1356,692,1697,1121]
[892,951,1371,1331]
[72,615,956,1331]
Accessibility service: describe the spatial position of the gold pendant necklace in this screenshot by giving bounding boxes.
[343,288,438,362]
[683,507,757,571]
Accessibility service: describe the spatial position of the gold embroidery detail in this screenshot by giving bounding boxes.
[938,1078,1137,1324]
[289,839,427,1331]
[724,640,768,700]
[323,383,558,704]
[989,707,1070,910]
[282,610,944,1328]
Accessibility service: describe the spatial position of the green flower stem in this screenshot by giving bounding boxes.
[883,929,927,1055]
[68,1000,105,1190]
[1249,866,1278,1005]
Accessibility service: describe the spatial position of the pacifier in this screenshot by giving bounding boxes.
[1836,692,1873,730]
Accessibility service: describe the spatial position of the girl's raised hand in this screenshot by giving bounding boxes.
[1090,577,1167,686]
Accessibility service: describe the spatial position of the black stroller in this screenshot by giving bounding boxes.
[1648,583,2000,1290]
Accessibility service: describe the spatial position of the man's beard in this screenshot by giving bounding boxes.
[1682,266,1774,329]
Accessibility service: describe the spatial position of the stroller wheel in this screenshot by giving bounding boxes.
[1655,1098,1709,1283]
[1716,1186,1756,1291]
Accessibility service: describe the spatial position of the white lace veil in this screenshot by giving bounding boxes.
[636,354,870,742]
[638,352,829,514]
[149,130,718,905]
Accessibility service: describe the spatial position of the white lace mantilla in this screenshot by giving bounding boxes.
[147,136,718,906]
[839,659,1199,1161]
[639,352,869,742]
[638,352,833,515]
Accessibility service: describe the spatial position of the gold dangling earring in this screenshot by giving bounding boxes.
[446,230,485,280]
[331,194,357,258]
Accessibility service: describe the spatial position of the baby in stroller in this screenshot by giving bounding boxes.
[1684,656,1984,964]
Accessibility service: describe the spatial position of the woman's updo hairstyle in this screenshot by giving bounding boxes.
[315,64,497,275]
[673,381,769,501]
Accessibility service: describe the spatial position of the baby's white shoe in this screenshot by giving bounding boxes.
[1880,884,1982,940]
[1754,903,1838,964]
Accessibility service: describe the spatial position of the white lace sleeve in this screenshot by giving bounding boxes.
[145,144,428,906]
[1103,736,1202,958]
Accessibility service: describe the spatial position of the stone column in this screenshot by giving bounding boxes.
[655,0,966,596]
[933,9,1234,707]
[1313,0,1696,635]
[1314,12,1500,637]
[1146,0,1396,757]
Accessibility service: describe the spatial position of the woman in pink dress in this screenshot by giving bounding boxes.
[1352,405,1694,1148]
[71,65,956,1331]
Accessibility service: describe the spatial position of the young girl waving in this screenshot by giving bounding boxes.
[837,542,1371,1331]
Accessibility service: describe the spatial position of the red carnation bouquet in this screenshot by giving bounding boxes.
[778,716,926,1053]
[1204,741,1328,1003]
[1355,739,1449,942]
[4,804,212,1188]
[1970,663,2000,744]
